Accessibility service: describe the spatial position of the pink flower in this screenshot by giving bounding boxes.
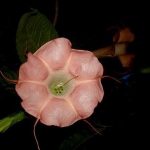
[15,38,104,127]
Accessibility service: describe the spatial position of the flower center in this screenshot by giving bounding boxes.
[53,82,64,95]
[49,72,76,96]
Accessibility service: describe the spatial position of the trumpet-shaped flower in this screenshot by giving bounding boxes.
[16,38,104,127]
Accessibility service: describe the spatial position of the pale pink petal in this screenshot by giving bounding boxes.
[68,50,103,80]
[70,80,104,118]
[40,98,80,127]
[16,82,49,117]
[19,53,48,81]
[15,37,105,127]
[35,38,71,70]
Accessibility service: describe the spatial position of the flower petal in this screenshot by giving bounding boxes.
[19,53,48,81]
[40,98,79,127]
[70,80,104,118]
[68,50,103,80]
[35,38,71,70]
[16,82,49,117]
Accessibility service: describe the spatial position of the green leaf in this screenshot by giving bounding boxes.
[59,130,94,150]
[0,111,25,133]
[140,67,150,74]
[59,120,107,150]
[16,9,58,62]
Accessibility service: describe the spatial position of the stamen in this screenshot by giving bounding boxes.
[0,70,18,84]
[63,75,78,86]
[50,75,78,96]
[55,76,78,94]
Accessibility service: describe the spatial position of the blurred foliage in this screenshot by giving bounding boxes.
[0,9,58,133]
[0,111,25,133]
[140,67,150,74]
[16,9,58,62]
[59,130,95,150]
[59,120,106,150]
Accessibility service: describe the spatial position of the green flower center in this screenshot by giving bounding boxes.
[49,72,76,96]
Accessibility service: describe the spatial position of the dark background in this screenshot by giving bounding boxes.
[0,0,149,150]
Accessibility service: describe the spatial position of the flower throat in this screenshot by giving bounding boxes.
[49,75,78,96]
